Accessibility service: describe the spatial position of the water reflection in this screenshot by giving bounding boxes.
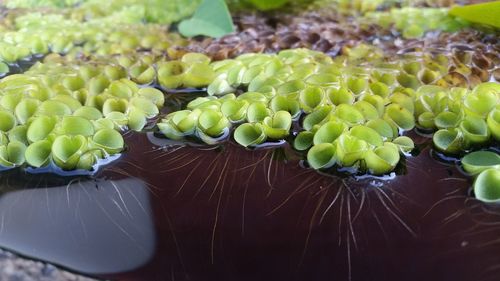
[0,172,155,275]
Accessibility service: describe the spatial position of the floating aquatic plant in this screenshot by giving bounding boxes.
[462,151,500,176]
[234,123,266,147]
[412,83,499,154]
[0,61,167,171]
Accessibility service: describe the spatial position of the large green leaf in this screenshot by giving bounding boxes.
[449,2,500,29]
[179,0,234,38]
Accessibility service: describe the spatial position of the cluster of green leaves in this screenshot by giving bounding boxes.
[4,0,82,8]
[4,0,202,24]
[0,11,188,76]
[412,83,499,155]
[0,60,165,171]
[364,7,469,38]
[461,151,500,203]
[157,49,419,175]
[156,48,499,178]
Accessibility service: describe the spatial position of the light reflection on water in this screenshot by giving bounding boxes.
[0,176,155,275]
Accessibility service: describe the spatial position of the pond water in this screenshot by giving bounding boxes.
[0,91,498,281]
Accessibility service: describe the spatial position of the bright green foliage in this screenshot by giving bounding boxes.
[0,59,167,171]
[364,7,469,38]
[414,83,499,154]
[450,2,500,29]
[179,0,235,38]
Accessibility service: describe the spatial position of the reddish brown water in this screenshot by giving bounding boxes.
[0,92,498,281]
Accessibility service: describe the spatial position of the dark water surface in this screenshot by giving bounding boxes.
[0,93,498,281]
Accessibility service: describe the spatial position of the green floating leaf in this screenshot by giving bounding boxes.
[350,125,383,147]
[433,128,463,154]
[346,77,367,96]
[183,63,216,88]
[474,168,500,203]
[462,151,500,175]
[60,116,95,137]
[8,125,28,145]
[221,99,249,123]
[269,95,301,119]
[417,112,436,130]
[487,107,500,141]
[392,136,415,154]
[0,132,7,146]
[328,87,355,106]
[0,141,26,167]
[27,116,57,144]
[88,75,110,96]
[435,111,461,129]
[128,108,148,132]
[73,106,103,120]
[197,109,230,137]
[159,109,201,140]
[365,145,400,175]
[129,97,159,118]
[460,116,490,146]
[76,151,100,171]
[449,2,500,29]
[1,92,23,112]
[0,110,16,132]
[108,80,135,99]
[234,123,266,147]
[307,143,337,170]
[25,140,52,168]
[335,104,365,126]
[247,102,270,123]
[182,53,211,65]
[102,98,128,117]
[157,61,187,89]
[104,65,127,81]
[37,100,72,117]
[92,129,124,155]
[52,135,87,170]
[62,75,85,91]
[313,121,347,145]
[138,88,165,108]
[208,77,235,96]
[92,119,115,131]
[303,105,333,131]
[354,100,380,121]
[130,64,156,85]
[277,80,306,96]
[299,86,325,113]
[294,131,314,151]
[52,95,82,112]
[179,0,235,38]
[262,111,292,139]
[0,61,9,75]
[334,134,368,167]
[464,82,499,118]
[384,104,415,131]
[366,118,397,141]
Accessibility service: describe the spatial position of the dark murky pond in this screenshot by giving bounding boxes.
[0,92,498,281]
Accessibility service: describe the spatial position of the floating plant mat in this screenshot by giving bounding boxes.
[0,1,498,281]
[0,81,496,281]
